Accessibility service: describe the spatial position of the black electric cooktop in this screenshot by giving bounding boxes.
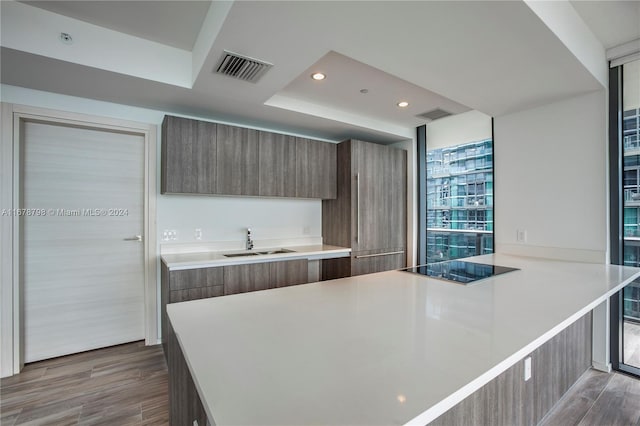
[403,260,519,285]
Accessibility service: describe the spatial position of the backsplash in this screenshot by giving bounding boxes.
[157,194,322,246]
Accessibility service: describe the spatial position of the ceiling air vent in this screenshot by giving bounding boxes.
[214,50,273,83]
[416,108,452,122]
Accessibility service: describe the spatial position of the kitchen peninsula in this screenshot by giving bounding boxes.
[166,254,640,425]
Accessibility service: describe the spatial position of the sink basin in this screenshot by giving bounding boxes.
[223,249,295,258]
[223,252,258,257]
[256,249,295,255]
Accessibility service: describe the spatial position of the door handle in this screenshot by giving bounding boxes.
[123,235,143,242]
[355,250,404,259]
[356,173,360,244]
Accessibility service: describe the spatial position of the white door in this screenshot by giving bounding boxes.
[22,121,145,363]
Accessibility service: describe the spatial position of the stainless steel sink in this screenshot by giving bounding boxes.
[223,248,295,258]
[223,252,259,258]
[256,249,295,255]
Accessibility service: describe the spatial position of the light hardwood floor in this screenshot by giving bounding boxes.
[2,341,640,426]
[0,341,168,425]
[540,369,640,426]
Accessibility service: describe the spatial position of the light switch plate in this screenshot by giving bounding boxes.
[517,229,527,243]
[524,356,532,381]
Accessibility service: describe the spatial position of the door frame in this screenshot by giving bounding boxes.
[1,103,158,377]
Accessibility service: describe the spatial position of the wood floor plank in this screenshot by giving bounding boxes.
[17,406,81,426]
[539,369,613,426]
[578,372,640,426]
[1,341,168,426]
[78,402,142,425]
[0,407,21,426]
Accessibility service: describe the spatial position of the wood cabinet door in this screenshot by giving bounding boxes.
[258,132,297,197]
[296,138,337,199]
[223,263,272,295]
[162,115,216,194]
[351,140,406,252]
[168,267,224,290]
[350,250,406,276]
[351,140,386,251]
[270,259,308,288]
[387,147,407,250]
[216,124,260,195]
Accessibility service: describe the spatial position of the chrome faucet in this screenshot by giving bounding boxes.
[246,227,254,250]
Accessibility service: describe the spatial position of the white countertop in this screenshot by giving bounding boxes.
[161,244,351,270]
[167,254,640,425]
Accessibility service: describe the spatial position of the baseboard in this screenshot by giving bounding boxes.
[592,361,612,373]
[496,243,607,264]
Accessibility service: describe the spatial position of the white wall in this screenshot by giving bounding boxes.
[493,90,608,263]
[426,110,492,149]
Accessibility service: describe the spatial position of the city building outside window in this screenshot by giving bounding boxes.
[426,138,493,263]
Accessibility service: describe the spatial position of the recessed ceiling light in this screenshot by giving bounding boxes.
[397,101,409,108]
[59,32,73,45]
[311,72,326,81]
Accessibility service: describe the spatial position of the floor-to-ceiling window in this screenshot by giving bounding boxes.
[418,111,493,264]
[611,58,640,376]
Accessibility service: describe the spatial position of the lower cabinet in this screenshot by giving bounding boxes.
[167,321,207,426]
[322,249,405,280]
[164,257,310,425]
[162,259,309,356]
[271,259,309,288]
[224,259,308,295]
[223,262,271,295]
[429,312,592,426]
[351,249,405,276]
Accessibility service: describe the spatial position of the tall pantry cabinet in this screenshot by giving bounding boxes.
[322,139,407,278]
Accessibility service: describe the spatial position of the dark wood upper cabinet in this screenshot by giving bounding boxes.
[161,115,217,194]
[161,115,336,199]
[216,124,260,196]
[296,137,337,199]
[258,132,297,197]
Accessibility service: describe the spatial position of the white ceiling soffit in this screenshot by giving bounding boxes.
[1,1,193,87]
[20,0,213,51]
[265,51,470,135]
[569,0,640,50]
[524,0,607,87]
[0,1,615,143]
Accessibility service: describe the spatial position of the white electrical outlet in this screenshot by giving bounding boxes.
[517,229,527,243]
[195,228,202,240]
[524,356,532,381]
[303,226,310,235]
[162,229,170,241]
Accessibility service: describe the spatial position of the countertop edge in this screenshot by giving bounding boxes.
[162,246,352,271]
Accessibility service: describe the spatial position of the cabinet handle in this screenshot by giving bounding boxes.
[124,235,143,242]
[356,173,360,244]
[355,250,404,259]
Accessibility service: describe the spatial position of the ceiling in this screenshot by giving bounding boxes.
[570,0,640,49]
[20,1,211,50]
[1,1,637,144]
